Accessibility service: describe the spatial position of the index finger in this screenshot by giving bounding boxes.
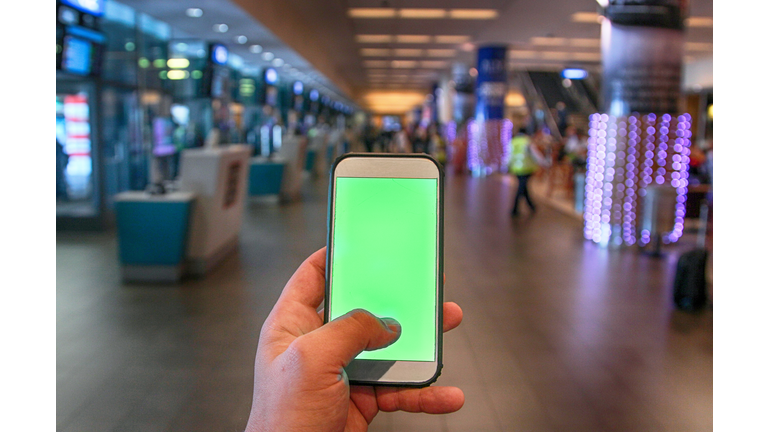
[275,247,327,310]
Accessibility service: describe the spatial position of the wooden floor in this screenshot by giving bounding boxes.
[56,173,713,432]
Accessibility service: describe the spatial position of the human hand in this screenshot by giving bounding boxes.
[245,247,464,432]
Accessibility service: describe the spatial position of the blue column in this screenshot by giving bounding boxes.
[469,45,512,176]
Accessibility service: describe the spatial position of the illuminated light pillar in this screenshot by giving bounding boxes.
[584,0,691,247]
[469,45,511,176]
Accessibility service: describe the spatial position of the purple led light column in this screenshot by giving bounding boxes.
[583,113,692,246]
[467,119,512,175]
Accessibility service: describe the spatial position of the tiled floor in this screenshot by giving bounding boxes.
[57,173,712,432]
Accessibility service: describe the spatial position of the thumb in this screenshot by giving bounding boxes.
[304,309,401,367]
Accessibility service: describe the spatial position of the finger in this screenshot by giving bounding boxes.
[302,309,401,368]
[275,247,327,310]
[376,386,465,414]
[350,386,378,425]
[443,302,463,333]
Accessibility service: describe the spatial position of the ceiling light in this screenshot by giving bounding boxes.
[531,37,567,46]
[685,42,713,51]
[356,35,394,43]
[273,58,284,67]
[282,63,291,69]
[348,8,397,18]
[685,17,713,27]
[364,60,389,68]
[435,35,471,44]
[262,52,274,61]
[571,52,601,61]
[427,49,456,57]
[167,58,190,69]
[570,38,600,48]
[235,35,248,44]
[460,42,475,52]
[505,92,526,107]
[572,12,601,23]
[167,70,189,80]
[392,60,417,68]
[448,9,498,19]
[250,44,263,53]
[393,49,423,57]
[469,68,478,77]
[186,8,203,18]
[395,35,431,43]
[509,50,538,59]
[361,48,391,56]
[213,24,229,33]
[420,60,447,68]
[540,51,571,60]
[398,9,447,19]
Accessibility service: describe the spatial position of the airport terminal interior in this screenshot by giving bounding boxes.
[55,0,715,431]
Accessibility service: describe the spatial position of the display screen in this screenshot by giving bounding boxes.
[329,177,438,362]
[61,0,105,16]
[62,36,92,75]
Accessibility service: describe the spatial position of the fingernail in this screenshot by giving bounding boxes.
[380,317,401,333]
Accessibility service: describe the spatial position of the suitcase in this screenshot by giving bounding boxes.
[672,202,710,312]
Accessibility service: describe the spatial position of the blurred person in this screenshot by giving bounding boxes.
[509,127,549,217]
[689,144,707,185]
[363,120,376,153]
[412,126,429,154]
[56,138,69,201]
[244,247,465,432]
[393,127,411,153]
[451,122,468,175]
[428,124,447,167]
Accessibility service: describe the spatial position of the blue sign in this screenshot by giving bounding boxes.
[293,81,304,95]
[265,68,278,85]
[561,68,588,80]
[61,0,104,17]
[211,44,228,65]
[475,45,507,120]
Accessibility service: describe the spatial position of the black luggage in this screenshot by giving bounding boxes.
[673,249,708,311]
[672,201,710,312]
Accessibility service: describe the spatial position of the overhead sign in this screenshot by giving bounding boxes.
[60,0,104,17]
[562,68,589,80]
[211,44,228,65]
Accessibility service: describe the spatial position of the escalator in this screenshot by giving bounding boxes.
[516,70,601,139]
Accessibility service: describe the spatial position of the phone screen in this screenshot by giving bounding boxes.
[329,177,438,362]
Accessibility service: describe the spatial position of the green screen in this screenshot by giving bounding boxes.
[329,177,438,361]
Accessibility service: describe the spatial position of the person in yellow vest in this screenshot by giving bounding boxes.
[509,127,549,217]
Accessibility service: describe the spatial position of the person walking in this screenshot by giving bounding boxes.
[509,127,547,217]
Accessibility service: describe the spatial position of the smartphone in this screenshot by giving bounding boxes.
[325,153,444,386]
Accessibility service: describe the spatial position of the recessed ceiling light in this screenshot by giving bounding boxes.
[250,44,263,53]
[356,35,393,43]
[235,35,248,44]
[570,38,600,48]
[393,49,423,57]
[348,8,397,18]
[426,49,456,57]
[363,60,389,68]
[571,12,601,23]
[434,35,471,44]
[361,48,391,57]
[186,8,203,18]
[262,52,274,61]
[213,24,229,33]
[283,63,291,69]
[398,9,447,19]
[460,42,475,52]
[395,35,431,43]
[540,51,571,60]
[531,37,567,46]
[448,9,498,19]
[509,50,538,59]
[571,52,601,61]
[273,58,284,67]
[420,60,447,68]
[391,60,418,68]
[685,42,713,51]
[685,17,713,27]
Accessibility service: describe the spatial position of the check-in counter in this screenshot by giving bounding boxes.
[114,191,195,283]
[179,145,251,276]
